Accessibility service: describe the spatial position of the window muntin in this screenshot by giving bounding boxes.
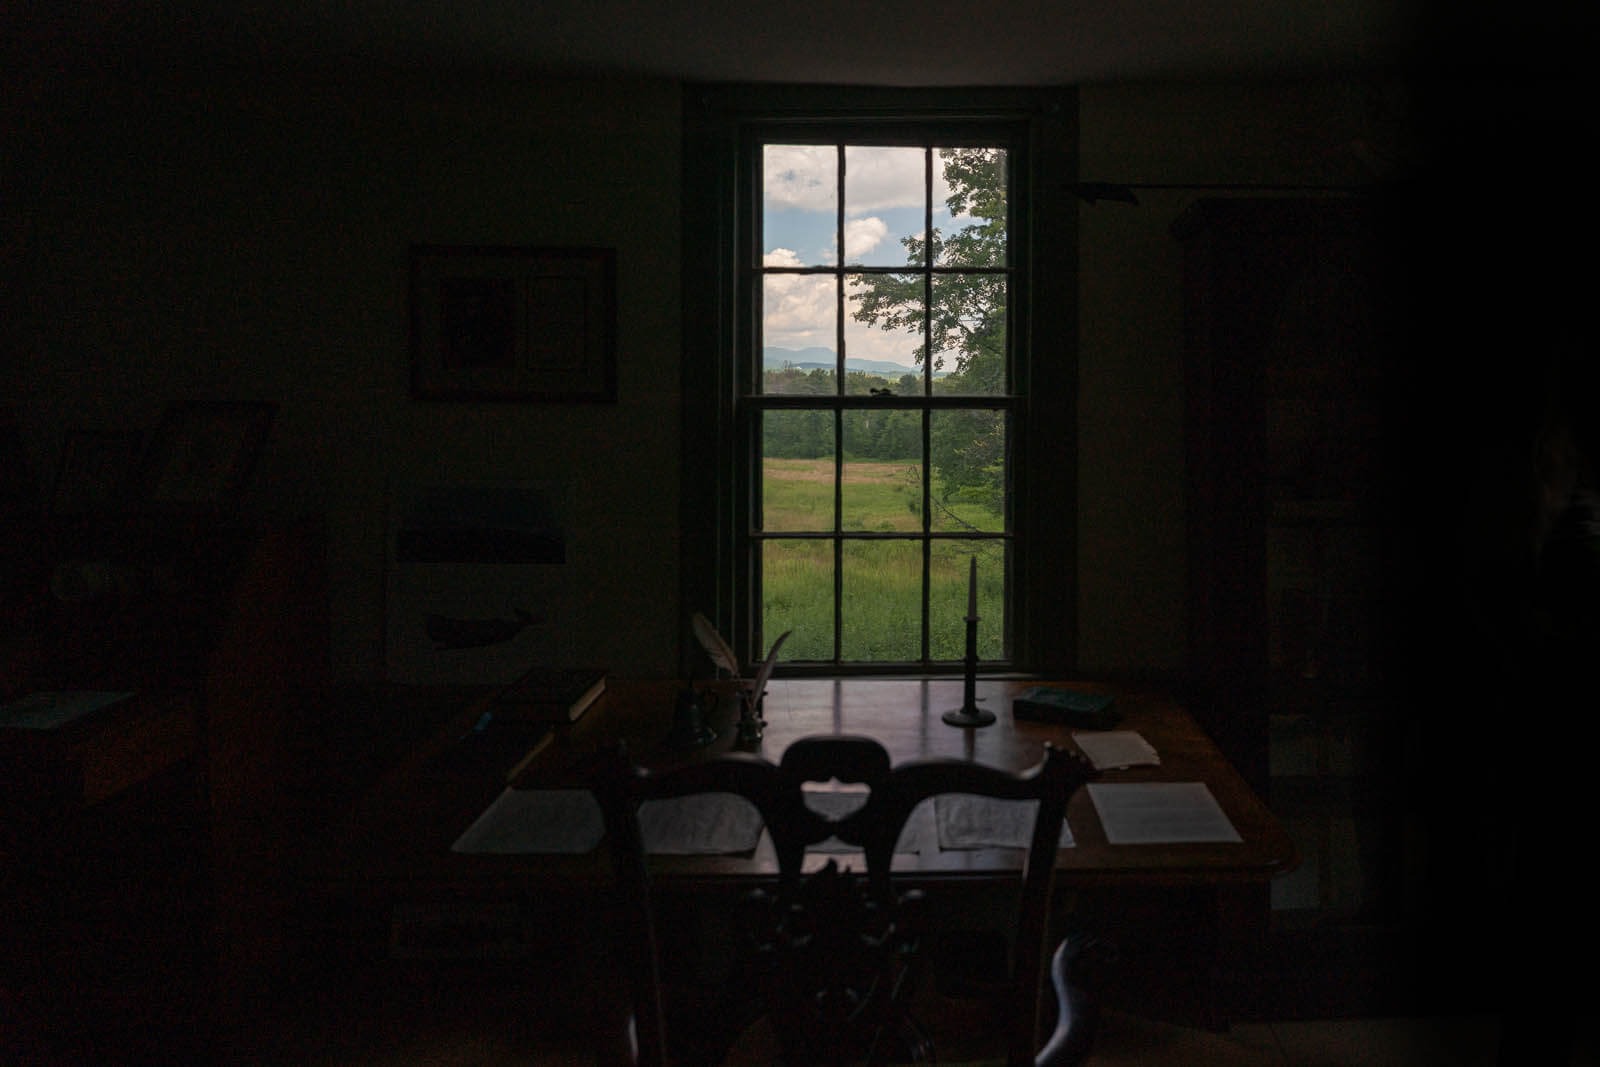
[751,139,1016,668]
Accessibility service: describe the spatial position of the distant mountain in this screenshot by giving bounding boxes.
[762,347,919,378]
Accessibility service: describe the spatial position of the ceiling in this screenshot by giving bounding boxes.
[16,0,1431,85]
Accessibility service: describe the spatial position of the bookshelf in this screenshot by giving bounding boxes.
[1175,198,1404,1013]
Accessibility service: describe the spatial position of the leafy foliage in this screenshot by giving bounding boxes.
[851,148,1009,513]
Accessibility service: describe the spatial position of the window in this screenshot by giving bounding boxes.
[683,87,1077,676]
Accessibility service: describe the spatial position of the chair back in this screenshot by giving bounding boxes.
[592,734,1095,1066]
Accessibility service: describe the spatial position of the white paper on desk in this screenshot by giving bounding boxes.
[1087,783,1242,845]
[450,789,763,855]
[935,795,1074,850]
[637,793,763,855]
[452,788,605,854]
[800,788,933,854]
[1072,730,1160,770]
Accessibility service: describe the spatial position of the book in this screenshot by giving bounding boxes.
[427,709,554,782]
[495,666,607,724]
[1012,686,1120,729]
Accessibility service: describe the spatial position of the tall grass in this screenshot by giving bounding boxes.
[761,458,1006,662]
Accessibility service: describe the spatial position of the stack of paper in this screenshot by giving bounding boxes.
[1071,730,1160,770]
[1087,782,1241,844]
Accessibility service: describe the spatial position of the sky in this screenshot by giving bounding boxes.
[761,145,997,369]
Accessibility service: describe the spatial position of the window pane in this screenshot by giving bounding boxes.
[929,410,1007,533]
[763,539,833,661]
[933,148,1007,269]
[764,144,836,267]
[762,273,837,392]
[844,146,926,268]
[842,411,922,533]
[842,540,921,661]
[930,540,1005,661]
[930,273,1005,394]
[846,272,924,389]
[762,411,835,532]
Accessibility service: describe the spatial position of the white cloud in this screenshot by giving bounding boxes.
[762,268,833,350]
[764,146,835,213]
[760,250,922,367]
[843,217,888,259]
[764,247,803,268]
[842,146,924,214]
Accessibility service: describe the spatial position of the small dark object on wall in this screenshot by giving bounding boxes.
[50,429,144,516]
[425,608,535,650]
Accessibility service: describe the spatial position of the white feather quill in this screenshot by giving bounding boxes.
[691,612,741,678]
[746,630,791,705]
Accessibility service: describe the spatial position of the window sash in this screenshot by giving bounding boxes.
[743,132,1021,672]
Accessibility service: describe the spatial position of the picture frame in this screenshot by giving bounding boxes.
[49,429,144,516]
[409,245,617,402]
[142,401,276,508]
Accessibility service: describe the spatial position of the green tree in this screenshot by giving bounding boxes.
[851,147,1007,514]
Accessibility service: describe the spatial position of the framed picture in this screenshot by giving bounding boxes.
[49,429,144,516]
[409,245,617,402]
[142,401,276,508]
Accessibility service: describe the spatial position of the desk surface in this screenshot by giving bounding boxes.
[312,678,1295,894]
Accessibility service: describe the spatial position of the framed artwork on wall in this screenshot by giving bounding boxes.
[409,245,617,402]
[142,401,276,508]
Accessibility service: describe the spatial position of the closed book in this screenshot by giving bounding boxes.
[427,711,553,781]
[495,666,607,723]
[1012,686,1120,729]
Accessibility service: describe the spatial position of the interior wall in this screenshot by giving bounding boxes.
[5,60,1404,685]
[1074,77,1401,675]
[4,65,683,682]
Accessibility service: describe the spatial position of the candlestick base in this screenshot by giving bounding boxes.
[942,705,996,728]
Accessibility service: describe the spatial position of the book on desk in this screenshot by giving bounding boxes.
[1012,686,1120,729]
[495,666,606,723]
[425,667,606,783]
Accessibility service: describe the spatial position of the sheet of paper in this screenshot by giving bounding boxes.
[452,788,604,854]
[1087,783,1242,845]
[935,794,1074,850]
[637,792,763,855]
[1071,730,1160,770]
[450,789,763,855]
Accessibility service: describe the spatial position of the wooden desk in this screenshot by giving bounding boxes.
[313,677,1294,892]
[306,678,1295,1028]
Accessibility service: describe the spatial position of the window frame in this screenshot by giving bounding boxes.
[681,85,1078,679]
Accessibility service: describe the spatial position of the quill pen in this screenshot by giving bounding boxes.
[747,630,791,702]
[691,612,741,678]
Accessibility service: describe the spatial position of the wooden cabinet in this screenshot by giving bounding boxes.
[1176,199,1403,1013]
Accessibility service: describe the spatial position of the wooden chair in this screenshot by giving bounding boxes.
[590,734,1099,1066]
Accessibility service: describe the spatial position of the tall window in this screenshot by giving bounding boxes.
[683,88,1076,676]
[755,141,1014,665]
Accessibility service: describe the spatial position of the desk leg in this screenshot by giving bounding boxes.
[1207,884,1270,1030]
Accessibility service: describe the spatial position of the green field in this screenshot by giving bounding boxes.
[760,457,1006,661]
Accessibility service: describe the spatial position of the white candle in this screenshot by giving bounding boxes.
[967,555,978,619]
